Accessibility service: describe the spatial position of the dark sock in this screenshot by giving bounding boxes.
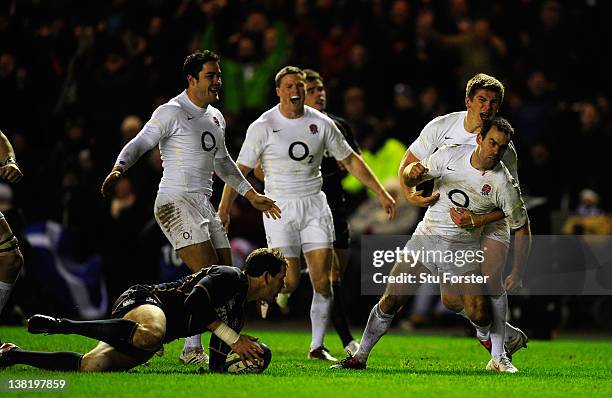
[331,282,354,347]
[9,349,82,371]
[58,318,142,355]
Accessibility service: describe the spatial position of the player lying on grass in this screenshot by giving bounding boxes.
[332,117,530,373]
[0,248,286,372]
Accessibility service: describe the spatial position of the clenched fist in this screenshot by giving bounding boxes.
[403,162,429,187]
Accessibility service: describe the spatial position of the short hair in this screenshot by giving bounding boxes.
[275,66,305,87]
[243,248,287,277]
[182,50,220,87]
[480,116,514,139]
[303,69,324,84]
[465,73,505,104]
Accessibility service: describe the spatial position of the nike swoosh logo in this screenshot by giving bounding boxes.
[446,167,455,171]
[187,116,194,120]
[444,136,452,139]
[272,129,281,133]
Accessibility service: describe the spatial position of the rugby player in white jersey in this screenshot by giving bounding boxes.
[0,129,24,343]
[219,66,396,361]
[333,116,530,372]
[398,74,530,360]
[101,51,281,365]
[252,69,362,354]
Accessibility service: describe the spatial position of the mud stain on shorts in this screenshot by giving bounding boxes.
[156,202,183,232]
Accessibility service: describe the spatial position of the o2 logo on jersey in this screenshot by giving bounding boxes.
[448,189,469,208]
[309,124,319,134]
[481,184,492,197]
[289,141,314,163]
[201,131,216,152]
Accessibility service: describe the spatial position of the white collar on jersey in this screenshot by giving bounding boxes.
[179,90,209,118]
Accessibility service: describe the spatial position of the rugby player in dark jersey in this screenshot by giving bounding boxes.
[0,248,286,372]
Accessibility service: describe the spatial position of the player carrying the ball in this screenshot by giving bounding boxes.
[0,248,286,373]
[332,117,530,373]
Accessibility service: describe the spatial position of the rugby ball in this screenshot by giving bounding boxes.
[223,342,272,374]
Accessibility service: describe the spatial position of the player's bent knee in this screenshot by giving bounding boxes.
[465,300,490,326]
[380,294,407,314]
[312,277,331,296]
[132,325,164,352]
[441,295,464,313]
[283,277,300,294]
[80,353,110,372]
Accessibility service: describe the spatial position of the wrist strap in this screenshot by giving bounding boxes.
[213,322,239,346]
[3,156,17,166]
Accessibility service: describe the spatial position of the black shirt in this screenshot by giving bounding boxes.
[152,265,248,342]
[321,114,360,210]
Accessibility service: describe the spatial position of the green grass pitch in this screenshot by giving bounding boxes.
[1,326,610,397]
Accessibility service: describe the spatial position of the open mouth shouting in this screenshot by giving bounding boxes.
[290,95,301,105]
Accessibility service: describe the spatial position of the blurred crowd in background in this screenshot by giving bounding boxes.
[0,0,610,333]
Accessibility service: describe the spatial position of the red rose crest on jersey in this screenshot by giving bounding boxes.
[481,184,492,196]
[309,124,319,134]
[212,116,220,127]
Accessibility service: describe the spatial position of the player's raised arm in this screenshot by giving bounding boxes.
[101,114,165,197]
[0,130,23,183]
[339,152,396,220]
[398,149,440,207]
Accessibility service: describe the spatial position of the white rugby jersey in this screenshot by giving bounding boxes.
[116,91,231,195]
[418,145,527,237]
[237,105,354,199]
[409,111,519,182]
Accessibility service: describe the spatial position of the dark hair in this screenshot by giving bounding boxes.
[303,69,324,84]
[274,66,305,87]
[465,73,505,104]
[244,248,287,277]
[480,116,514,139]
[182,50,220,87]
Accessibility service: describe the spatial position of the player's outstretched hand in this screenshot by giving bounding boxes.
[503,272,523,292]
[101,168,123,198]
[450,207,481,229]
[247,192,281,220]
[0,163,23,183]
[230,335,264,364]
[378,190,397,220]
[404,188,440,207]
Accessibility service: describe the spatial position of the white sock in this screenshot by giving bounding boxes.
[489,294,507,358]
[457,309,490,340]
[183,334,202,353]
[310,292,331,351]
[355,303,394,363]
[0,280,13,313]
[505,322,519,341]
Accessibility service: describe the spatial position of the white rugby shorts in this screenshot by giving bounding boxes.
[263,191,335,254]
[154,191,229,250]
[481,218,511,247]
[404,223,482,276]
